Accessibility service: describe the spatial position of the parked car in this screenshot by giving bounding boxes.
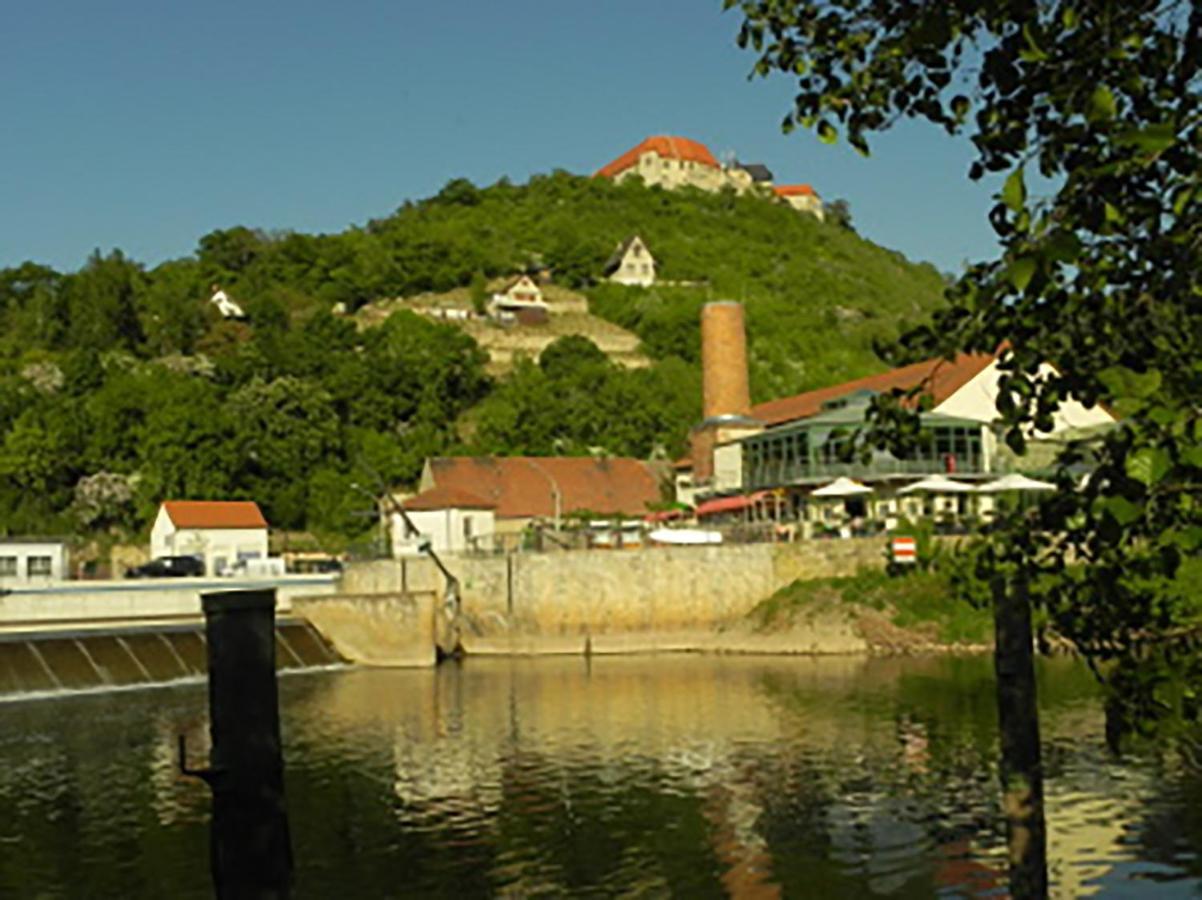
[125,555,205,578]
[221,557,286,578]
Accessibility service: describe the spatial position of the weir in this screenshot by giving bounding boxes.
[0,620,342,700]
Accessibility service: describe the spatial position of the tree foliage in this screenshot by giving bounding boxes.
[731,0,1202,726]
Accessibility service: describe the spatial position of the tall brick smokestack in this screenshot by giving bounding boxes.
[701,301,752,421]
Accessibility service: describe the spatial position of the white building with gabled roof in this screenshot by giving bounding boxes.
[603,235,656,287]
[150,500,269,576]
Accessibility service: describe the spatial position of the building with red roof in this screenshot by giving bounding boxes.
[772,184,825,219]
[595,135,722,189]
[673,298,1118,530]
[595,135,825,218]
[391,486,497,556]
[407,456,665,550]
[150,500,270,575]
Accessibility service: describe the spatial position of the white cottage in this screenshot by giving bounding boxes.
[151,501,269,576]
[390,486,496,557]
[603,235,656,287]
[0,538,68,587]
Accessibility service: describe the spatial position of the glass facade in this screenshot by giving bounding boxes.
[742,410,988,489]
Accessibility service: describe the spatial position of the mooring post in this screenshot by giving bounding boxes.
[190,588,294,899]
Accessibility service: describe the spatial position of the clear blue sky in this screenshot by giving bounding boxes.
[1,0,1000,275]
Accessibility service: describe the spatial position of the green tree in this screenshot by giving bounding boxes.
[227,376,342,528]
[731,0,1201,893]
[64,250,145,352]
[825,198,853,232]
[469,270,489,315]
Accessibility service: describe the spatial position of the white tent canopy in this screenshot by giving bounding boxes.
[976,473,1057,492]
[811,477,873,497]
[898,474,977,494]
[648,528,723,545]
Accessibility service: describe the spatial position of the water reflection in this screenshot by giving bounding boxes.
[1,655,1201,896]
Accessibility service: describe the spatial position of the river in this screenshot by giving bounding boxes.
[1,655,1199,897]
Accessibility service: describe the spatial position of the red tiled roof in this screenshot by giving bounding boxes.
[773,184,818,197]
[751,352,996,427]
[426,457,663,519]
[402,485,495,511]
[596,135,720,179]
[161,500,268,529]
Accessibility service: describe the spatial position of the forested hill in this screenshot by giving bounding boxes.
[0,172,947,544]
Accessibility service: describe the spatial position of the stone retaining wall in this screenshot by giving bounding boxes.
[341,538,888,657]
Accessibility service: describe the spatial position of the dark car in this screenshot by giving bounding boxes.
[125,555,205,579]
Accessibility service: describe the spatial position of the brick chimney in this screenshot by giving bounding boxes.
[701,301,752,421]
[689,301,762,485]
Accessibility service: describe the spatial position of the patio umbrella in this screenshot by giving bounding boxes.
[811,477,873,497]
[975,473,1056,492]
[898,474,976,494]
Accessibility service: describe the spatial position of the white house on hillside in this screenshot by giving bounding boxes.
[0,538,68,587]
[604,236,656,287]
[151,501,269,576]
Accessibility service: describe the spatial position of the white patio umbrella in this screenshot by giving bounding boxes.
[975,473,1057,492]
[898,474,977,494]
[811,477,873,497]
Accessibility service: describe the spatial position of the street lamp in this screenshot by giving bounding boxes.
[523,459,562,533]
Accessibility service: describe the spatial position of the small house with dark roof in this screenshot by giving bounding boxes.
[151,500,269,576]
[391,486,496,556]
[603,235,656,287]
[735,162,774,183]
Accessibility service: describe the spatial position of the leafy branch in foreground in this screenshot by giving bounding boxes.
[731,0,1201,725]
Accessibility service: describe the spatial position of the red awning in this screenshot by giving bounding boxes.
[695,491,771,518]
[645,508,687,522]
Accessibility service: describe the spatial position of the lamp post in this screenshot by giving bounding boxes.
[524,459,562,534]
[348,481,397,556]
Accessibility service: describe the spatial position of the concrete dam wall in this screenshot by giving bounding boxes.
[340,538,888,658]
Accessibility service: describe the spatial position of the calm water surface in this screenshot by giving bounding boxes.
[1,655,1200,897]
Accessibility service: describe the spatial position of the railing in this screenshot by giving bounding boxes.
[745,454,1001,488]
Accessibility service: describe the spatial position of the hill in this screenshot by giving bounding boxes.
[353,172,948,400]
[0,172,947,541]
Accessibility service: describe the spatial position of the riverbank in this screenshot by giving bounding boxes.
[735,567,992,655]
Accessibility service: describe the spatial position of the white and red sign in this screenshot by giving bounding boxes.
[891,537,918,564]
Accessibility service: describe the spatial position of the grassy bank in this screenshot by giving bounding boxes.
[748,567,993,647]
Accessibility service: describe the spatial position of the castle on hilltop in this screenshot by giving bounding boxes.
[595,135,825,221]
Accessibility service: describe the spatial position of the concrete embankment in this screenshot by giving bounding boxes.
[335,539,891,660]
[0,574,338,634]
[292,591,441,668]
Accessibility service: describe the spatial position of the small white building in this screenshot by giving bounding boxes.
[499,275,543,305]
[0,539,68,587]
[390,486,496,557]
[603,235,657,287]
[151,501,270,576]
[208,284,246,319]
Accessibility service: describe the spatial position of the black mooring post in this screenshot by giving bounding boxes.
[197,588,294,899]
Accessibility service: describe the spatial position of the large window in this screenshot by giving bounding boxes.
[27,556,52,577]
[0,556,16,576]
